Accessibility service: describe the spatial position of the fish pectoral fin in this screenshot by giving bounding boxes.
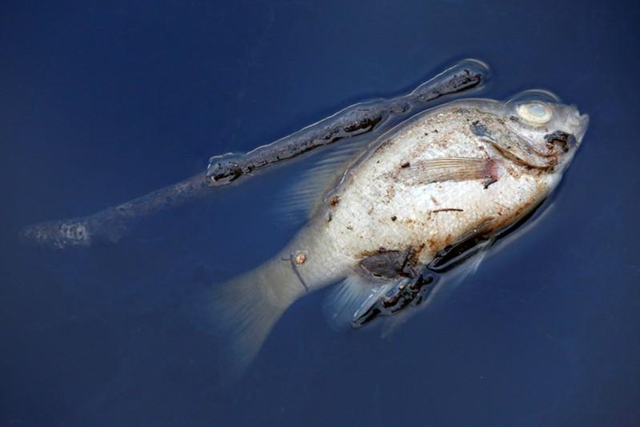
[323,274,394,332]
[396,157,497,186]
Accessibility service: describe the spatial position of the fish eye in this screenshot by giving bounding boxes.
[516,102,553,125]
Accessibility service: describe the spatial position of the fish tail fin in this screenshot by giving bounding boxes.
[190,257,304,382]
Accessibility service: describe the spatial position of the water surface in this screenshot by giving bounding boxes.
[1,1,639,426]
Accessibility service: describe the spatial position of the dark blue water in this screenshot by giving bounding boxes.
[2,1,639,426]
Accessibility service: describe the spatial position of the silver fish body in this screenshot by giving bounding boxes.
[203,92,589,377]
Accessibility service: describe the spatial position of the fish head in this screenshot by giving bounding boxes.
[503,90,589,173]
[470,90,589,179]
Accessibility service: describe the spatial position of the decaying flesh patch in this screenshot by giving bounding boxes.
[358,245,424,279]
[544,131,576,154]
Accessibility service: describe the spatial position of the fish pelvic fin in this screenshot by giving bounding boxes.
[189,257,305,384]
[323,274,394,332]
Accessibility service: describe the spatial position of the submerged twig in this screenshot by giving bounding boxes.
[21,59,491,249]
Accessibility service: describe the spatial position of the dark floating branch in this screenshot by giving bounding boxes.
[206,59,490,186]
[21,59,491,249]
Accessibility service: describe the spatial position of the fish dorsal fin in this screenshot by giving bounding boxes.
[323,274,393,332]
[275,138,369,223]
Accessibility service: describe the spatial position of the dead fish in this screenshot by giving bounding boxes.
[199,90,589,377]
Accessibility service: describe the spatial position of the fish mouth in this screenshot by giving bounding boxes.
[576,114,590,142]
[546,108,588,173]
[569,108,590,144]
